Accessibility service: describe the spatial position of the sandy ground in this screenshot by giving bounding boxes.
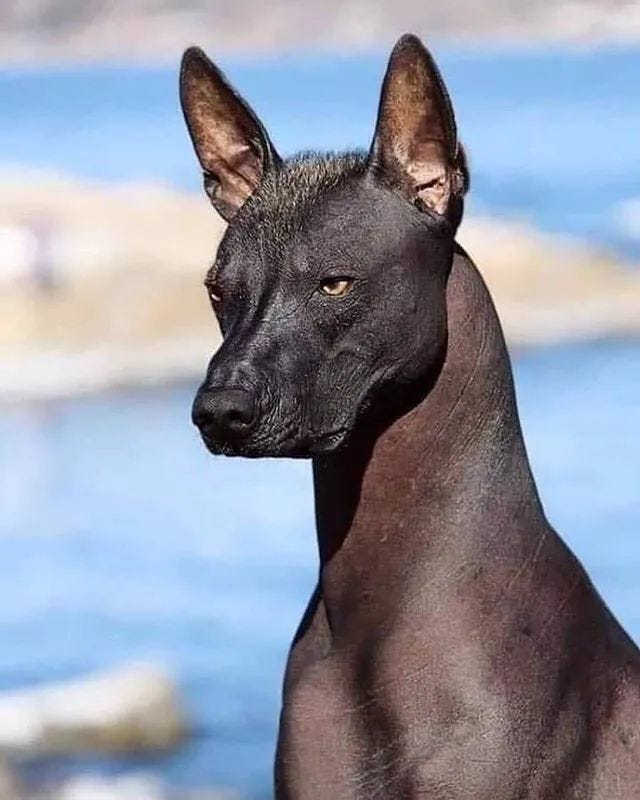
[0,171,638,400]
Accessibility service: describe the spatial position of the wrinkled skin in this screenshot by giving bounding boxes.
[198,176,452,457]
[180,33,640,800]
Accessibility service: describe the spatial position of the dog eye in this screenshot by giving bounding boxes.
[318,278,354,297]
[206,284,222,305]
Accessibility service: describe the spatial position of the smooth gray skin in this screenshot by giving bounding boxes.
[180,34,640,799]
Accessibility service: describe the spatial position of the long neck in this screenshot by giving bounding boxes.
[312,247,549,637]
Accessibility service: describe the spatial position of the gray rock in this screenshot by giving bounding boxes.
[0,760,23,800]
[0,663,188,756]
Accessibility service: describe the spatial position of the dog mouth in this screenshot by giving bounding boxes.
[198,425,350,459]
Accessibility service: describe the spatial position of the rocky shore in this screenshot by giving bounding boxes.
[0,663,238,799]
[1,171,638,401]
[0,663,187,756]
[0,765,240,800]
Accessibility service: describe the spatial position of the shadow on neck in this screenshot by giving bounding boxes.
[312,246,546,631]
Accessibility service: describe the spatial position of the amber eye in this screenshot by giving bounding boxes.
[318,278,354,297]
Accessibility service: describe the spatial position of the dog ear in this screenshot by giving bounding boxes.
[180,47,281,221]
[368,34,469,228]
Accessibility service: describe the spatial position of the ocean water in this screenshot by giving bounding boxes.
[0,46,639,257]
[0,343,639,796]
[0,47,639,796]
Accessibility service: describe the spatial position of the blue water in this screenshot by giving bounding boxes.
[0,46,639,257]
[0,342,639,796]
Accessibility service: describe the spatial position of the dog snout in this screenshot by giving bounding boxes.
[192,387,257,444]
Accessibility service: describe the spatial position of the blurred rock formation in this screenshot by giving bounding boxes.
[1,171,638,399]
[0,663,188,755]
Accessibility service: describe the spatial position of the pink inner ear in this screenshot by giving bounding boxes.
[217,143,264,203]
[404,141,451,215]
[181,49,277,220]
[185,81,263,207]
[368,36,463,218]
[415,175,451,216]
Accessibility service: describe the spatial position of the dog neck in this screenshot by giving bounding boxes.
[312,246,550,641]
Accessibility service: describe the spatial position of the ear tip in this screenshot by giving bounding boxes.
[183,45,206,57]
[180,46,209,72]
[391,33,428,57]
[180,46,223,93]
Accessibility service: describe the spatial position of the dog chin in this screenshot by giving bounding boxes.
[199,428,350,459]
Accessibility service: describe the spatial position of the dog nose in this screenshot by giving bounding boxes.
[192,387,256,441]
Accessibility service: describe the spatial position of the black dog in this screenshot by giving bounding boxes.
[180,34,640,799]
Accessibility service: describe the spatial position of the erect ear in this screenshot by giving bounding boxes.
[368,34,469,229]
[180,47,281,221]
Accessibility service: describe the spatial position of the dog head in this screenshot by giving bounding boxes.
[181,35,469,457]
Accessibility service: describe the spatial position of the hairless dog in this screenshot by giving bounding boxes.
[180,33,640,799]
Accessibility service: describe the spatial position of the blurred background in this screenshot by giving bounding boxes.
[0,2,639,798]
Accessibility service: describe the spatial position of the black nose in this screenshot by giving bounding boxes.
[192,387,256,442]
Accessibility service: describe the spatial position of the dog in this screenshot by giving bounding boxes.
[180,33,640,799]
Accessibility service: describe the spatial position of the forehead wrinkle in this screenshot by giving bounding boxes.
[257,288,311,327]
